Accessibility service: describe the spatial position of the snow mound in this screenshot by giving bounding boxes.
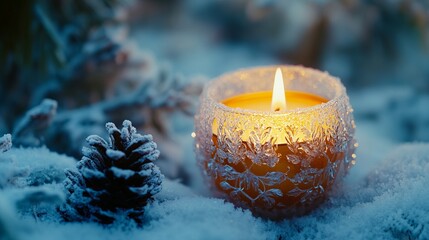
[155,178,196,201]
[368,143,429,188]
[141,197,273,240]
[1,144,429,240]
[0,147,77,188]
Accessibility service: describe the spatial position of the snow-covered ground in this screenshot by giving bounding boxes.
[1,86,429,240]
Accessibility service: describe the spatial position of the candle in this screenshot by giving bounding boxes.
[195,66,356,219]
[222,91,327,111]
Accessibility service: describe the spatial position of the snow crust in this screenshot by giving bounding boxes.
[0,147,76,189]
[1,91,429,240]
[1,140,429,239]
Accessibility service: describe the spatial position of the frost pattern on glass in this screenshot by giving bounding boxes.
[195,66,356,219]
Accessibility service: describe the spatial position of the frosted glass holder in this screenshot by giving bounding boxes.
[194,66,356,219]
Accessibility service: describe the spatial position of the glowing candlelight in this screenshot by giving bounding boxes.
[271,68,286,112]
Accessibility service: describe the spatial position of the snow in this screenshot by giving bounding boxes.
[4,86,429,240]
[0,147,76,189]
[2,63,429,240]
[140,197,272,240]
[1,126,429,240]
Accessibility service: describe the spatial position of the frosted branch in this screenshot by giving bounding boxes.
[0,134,12,152]
[13,99,57,147]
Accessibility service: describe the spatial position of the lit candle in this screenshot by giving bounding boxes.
[223,76,326,113]
[195,66,356,219]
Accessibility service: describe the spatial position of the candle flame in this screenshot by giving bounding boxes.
[271,68,287,112]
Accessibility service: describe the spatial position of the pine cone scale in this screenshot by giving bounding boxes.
[106,123,125,151]
[125,135,153,154]
[82,148,105,169]
[129,149,160,168]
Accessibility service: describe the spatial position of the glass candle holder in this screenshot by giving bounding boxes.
[194,65,356,219]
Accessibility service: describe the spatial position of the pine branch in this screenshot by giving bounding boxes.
[0,134,12,152]
[0,0,126,72]
[13,99,57,147]
[34,3,66,65]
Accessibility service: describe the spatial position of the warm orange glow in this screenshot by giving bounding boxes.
[271,68,287,112]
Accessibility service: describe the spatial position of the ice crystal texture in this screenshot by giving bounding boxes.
[195,66,356,218]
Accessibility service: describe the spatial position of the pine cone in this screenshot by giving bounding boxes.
[61,120,163,224]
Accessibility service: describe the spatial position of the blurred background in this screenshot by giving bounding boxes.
[1,0,429,188]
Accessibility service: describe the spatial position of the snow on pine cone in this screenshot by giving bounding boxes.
[61,120,163,224]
